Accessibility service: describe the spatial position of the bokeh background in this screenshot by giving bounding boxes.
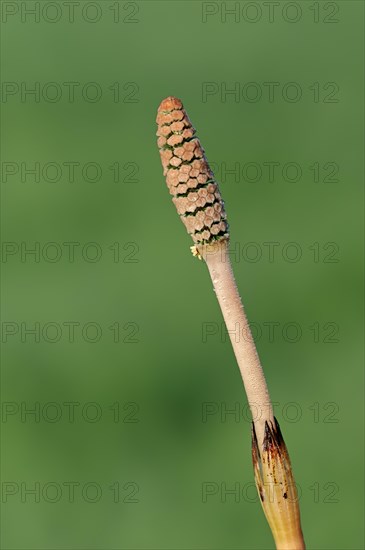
[1,1,364,548]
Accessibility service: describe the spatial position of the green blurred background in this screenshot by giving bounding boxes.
[1,1,364,548]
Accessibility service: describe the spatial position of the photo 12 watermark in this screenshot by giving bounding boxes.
[1,401,140,424]
[201,401,340,424]
[202,240,340,264]
[201,2,340,24]
[2,480,140,504]
[1,161,140,184]
[201,480,339,504]
[1,1,140,24]
[1,241,140,263]
[208,161,339,185]
[201,81,340,103]
[1,321,140,344]
[0,81,140,103]
[201,320,340,344]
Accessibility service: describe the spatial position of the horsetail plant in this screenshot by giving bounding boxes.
[156,96,305,550]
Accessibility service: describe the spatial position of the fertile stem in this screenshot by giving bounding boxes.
[200,239,273,446]
[156,96,305,550]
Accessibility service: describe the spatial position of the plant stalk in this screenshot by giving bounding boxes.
[157,95,306,550]
[199,239,305,550]
[200,238,273,446]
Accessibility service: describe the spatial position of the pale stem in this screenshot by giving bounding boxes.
[201,239,274,446]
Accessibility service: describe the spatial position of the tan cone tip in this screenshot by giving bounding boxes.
[156,96,229,246]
